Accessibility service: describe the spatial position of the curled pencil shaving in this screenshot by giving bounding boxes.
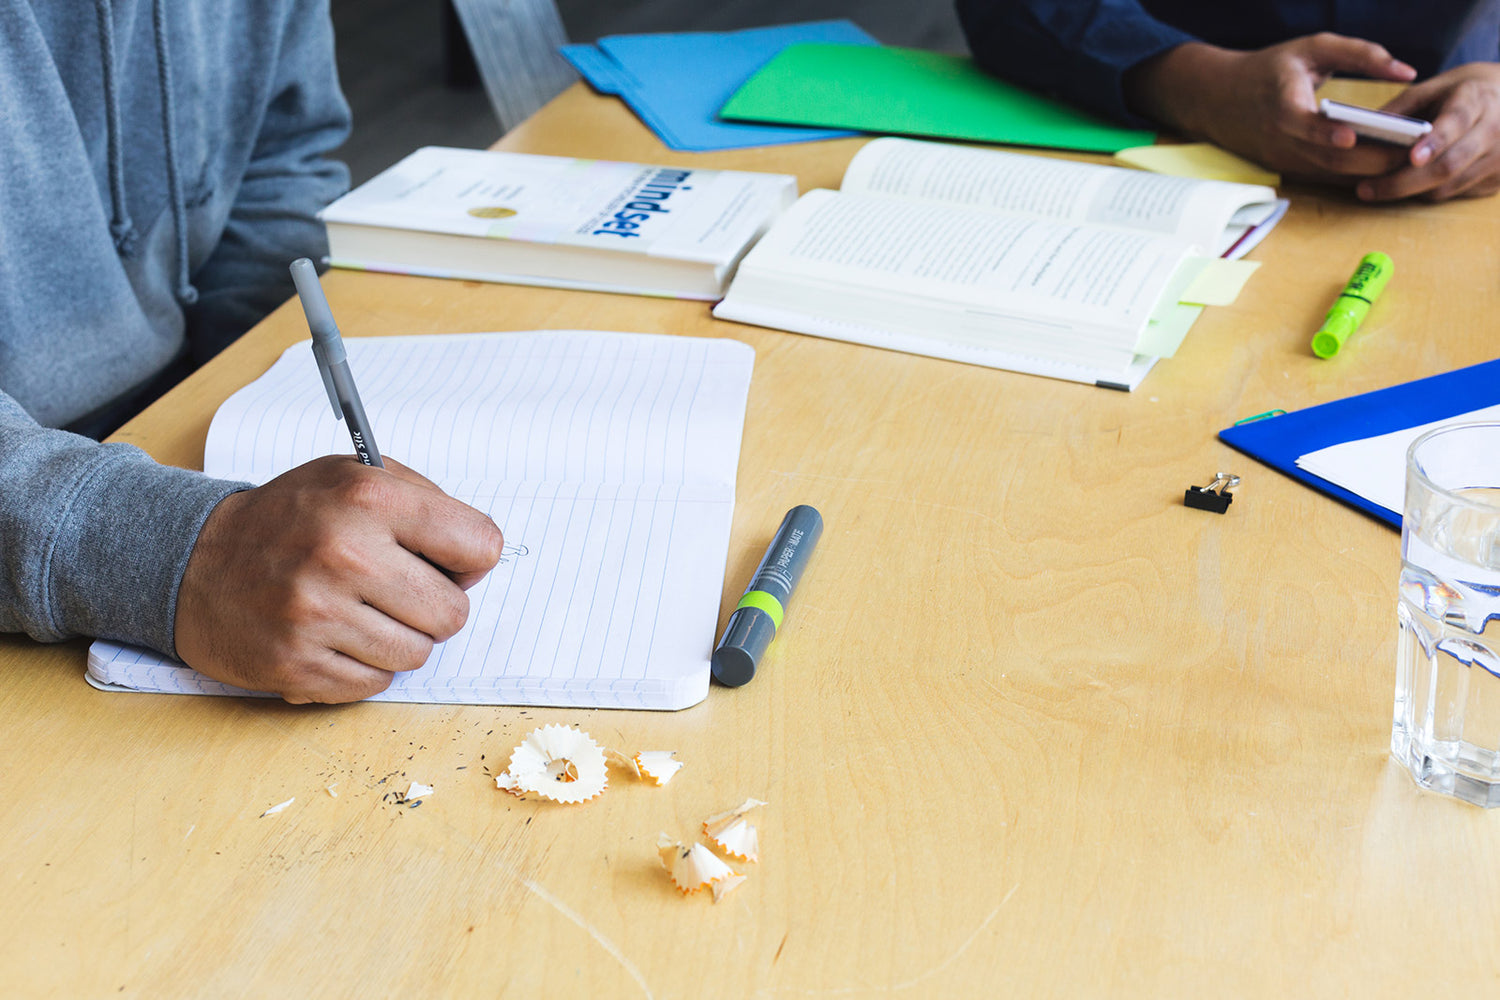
[657,833,741,899]
[603,748,640,779]
[605,748,682,785]
[494,770,527,798]
[634,751,682,786]
[504,724,608,804]
[402,781,434,802]
[703,798,768,862]
[712,872,748,902]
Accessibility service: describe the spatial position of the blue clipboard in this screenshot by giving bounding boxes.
[1219,357,1500,529]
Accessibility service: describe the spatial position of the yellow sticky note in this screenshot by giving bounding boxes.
[1180,258,1262,307]
[1115,143,1280,187]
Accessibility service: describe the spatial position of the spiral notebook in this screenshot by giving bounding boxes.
[87,331,754,710]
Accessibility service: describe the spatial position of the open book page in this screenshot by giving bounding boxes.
[89,331,754,710]
[839,138,1279,255]
[722,188,1190,368]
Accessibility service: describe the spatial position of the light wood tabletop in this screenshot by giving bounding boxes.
[6,81,1500,997]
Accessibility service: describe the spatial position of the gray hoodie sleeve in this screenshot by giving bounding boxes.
[0,393,248,655]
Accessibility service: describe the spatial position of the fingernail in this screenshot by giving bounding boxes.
[1356,183,1374,201]
[1413,144,1431,165]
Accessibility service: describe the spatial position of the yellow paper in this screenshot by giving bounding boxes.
[1114,143,1280,187]
[1180,258,1262,307]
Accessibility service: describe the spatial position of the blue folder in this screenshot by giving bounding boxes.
[561,20,878,152]
[1219,357,1500,529]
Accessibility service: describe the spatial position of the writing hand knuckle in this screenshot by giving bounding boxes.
[281,585,332,630]
[340,471,392,510]
[363,672,396,697]
[442,591,470,638]
[405,634,435,670]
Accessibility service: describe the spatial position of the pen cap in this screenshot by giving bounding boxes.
[289,257,346,362]
[711,608,776,687]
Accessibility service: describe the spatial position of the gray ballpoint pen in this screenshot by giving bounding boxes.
[289,257,384,468]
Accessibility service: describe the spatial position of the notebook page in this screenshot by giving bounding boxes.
[90,331,753,710]
[204,331,748,490]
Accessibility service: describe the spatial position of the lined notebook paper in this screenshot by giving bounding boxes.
[87,331,755,710]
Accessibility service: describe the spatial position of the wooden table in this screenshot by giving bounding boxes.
[6,82,1500,997]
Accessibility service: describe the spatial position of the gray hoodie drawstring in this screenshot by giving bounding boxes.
[152,0,197,306]
[93,0,137,256]
[94,0,197,306]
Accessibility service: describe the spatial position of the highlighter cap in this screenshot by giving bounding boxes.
[1312,313,1357,358]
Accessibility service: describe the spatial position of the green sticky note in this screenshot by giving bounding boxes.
[1135,256,1208,358]
[1138,301,1204,358]
[720,44,1154,154]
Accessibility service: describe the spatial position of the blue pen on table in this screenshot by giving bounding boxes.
[289,257,383,468]
[711,505,823,687]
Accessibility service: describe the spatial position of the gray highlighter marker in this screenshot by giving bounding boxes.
[711,505,823,687]
[289,257,384,468]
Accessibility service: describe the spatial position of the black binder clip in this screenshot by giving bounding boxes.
[1184,472,1239,513]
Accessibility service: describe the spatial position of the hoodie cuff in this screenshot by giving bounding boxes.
[47,449,249,658]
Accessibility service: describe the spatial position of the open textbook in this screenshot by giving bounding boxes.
[320,147,797,300]
[87,331,754,710]
[714,138,1285,389]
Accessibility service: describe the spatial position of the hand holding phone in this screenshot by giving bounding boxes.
[1319,98,1433,146]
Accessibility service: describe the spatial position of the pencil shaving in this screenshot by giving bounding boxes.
[711,872,748,902]
[634,751,682,785]
[703,798,767,861]
[494,770,527,798]
[260,797,294,817]
[404,781,433,801]
[604,748,640,778]
[505,724,608,804]
[657,833,739,898]
[604,748,682,785]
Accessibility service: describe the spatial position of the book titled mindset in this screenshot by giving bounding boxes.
[321,146,798,300]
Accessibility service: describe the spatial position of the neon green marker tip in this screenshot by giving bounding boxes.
[1312,251,1393,358]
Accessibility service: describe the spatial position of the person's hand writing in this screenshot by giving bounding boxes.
[174,455,505,704]
[1355,62,1500,201]
[1125,33,1416,182]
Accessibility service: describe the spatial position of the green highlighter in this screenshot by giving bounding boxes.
[1312,252,1393,358]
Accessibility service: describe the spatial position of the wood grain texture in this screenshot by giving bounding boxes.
[6,82,1500,997]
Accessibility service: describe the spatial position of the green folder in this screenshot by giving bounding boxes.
[720,43,1153,154]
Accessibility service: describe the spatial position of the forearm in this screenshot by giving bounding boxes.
[956,0,1195,123]
[1122,41,1239,138]
[0,394,247,654]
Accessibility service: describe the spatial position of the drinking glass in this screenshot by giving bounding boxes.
[1393,421,1500,806]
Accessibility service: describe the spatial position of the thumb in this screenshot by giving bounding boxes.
[1298,32,1416,82]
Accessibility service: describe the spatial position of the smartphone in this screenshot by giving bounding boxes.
[1319,98,1432,146]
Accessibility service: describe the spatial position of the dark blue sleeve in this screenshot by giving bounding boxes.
[956,0,1198,125]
